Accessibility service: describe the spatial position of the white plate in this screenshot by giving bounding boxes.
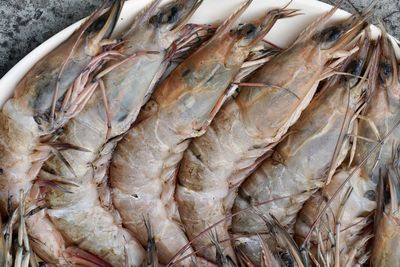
[0,0,355,107]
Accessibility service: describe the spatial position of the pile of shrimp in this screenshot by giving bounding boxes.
[1,0,399,266]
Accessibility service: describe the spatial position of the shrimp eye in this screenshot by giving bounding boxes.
[316,26,344,46]
[281,252,294,267]
[382,62,392,77]
[150,5,181,26]
[237,24,257,39]
[364,190,376,201]
[349,59,364,77]
[347,59,364,87]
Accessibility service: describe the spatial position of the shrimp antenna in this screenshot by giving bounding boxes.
[345,0,361,15]
[282,0,294,11]
[382,11,400,23]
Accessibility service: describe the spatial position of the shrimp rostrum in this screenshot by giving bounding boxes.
[175,3,369,264]
[0,0,123,217]
[35,0,208,266]
[109,0,294,265]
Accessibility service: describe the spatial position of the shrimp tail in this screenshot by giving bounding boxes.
[213,0,253,39]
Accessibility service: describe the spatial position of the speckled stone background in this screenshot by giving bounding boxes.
[0,0,399,78]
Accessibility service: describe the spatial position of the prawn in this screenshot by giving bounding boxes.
[0,0,121,216]
[109,1,291,264]
[230,29,373,263]
[37,0,206,266]
[296,29,400,267]
[175,2,368,264]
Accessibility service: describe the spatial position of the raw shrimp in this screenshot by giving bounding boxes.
[0,0,122,216]
[37,0,206,266]
[109,1,290,264]
[371,156,400,266]
[175,4,367,264]
[231,30,374,262]
[296,31,400,267]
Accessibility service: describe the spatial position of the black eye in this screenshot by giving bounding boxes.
[317,26,343,44]
[149,5,181,26]
[364,190,376,201]
[235,24,257,40]
[349,59,364,77]
[281,252,295,267]
[382,63,392,77]
[244,24,257,39]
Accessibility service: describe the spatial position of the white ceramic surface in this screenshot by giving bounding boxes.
[0,0,353,107]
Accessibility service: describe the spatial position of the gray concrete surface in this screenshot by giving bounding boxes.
[0,0,399,78]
